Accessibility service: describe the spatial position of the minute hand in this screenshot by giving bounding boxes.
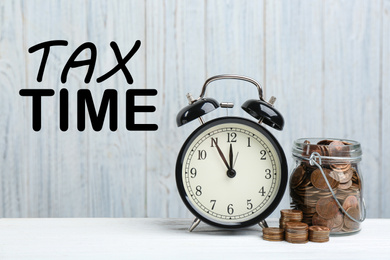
[213,141,231,170]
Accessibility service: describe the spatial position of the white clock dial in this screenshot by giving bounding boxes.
[177,117,286,227]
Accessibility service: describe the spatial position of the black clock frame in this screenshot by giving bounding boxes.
[175,116,288,229]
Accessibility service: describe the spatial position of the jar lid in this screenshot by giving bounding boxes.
[292,138,362,162]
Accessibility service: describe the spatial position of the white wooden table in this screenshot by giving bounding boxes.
[0,218,388,259]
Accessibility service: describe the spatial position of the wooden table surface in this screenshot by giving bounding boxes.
[0,218,388,259]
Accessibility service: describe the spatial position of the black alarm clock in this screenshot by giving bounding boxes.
[175,75,287,231]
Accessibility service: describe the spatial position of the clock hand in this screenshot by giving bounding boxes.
[229,144,234,169]
[212,140,231,170]
[233,152,239,168]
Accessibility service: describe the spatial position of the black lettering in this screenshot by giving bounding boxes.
[77,89,118,131]
[19,89,55,131]
[97,40,141,84]
[61,42,97,83]
[59,88,69,131]
[126,89,158,131]
[28,40,68,82]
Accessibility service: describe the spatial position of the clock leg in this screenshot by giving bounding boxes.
[189,218,201,232]
[258,220,269,229]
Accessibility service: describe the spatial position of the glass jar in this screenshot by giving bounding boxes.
[290,138,366,235]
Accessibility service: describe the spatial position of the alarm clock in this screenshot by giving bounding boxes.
[175,75,288,231]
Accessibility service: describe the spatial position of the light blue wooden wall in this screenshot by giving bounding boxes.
[0,0,388,219]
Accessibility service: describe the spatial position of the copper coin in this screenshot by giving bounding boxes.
[328,140,349,157]
[339,180,353,190]
[285,236,308,244]
[309,226,330,243]
[333,210,343,226]
[263,234,284,241]
[280,209,303,217]
[280,213,302,229]
[331,225,343,233]
[342,195,359,211]
[290,166,306,189]
[350,183,360,192]
[263,227,284,242]
[263,227,284,235]
[331,211,344,232]
[319,145,329,156]
[316,197,339,219]
[309,226,330,232]
[302,144,322,156]
[330,163,352,172]
[331,169,353,183]
[351,169,359,183]
[351,168,362,189]
[329,140,344,147]
[312,213,334,229]
[317,140,333,145]
[344,207,360,230]
[285,222,309,244]
[311,168,338,190]
[263,227,284,233]
[328,171,341,183]
[298,175,312,188]
[285,222,308,230]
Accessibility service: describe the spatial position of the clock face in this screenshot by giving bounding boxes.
[176,117,287,228]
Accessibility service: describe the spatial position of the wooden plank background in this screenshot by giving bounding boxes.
[0,0,388,219]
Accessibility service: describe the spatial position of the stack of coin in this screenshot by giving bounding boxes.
[279,209,303,229]
[290,139,362,233]
[285,222,309,244]
[309,226,330,243]
[262,227,284,242]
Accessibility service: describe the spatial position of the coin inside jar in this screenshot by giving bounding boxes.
[316,197,339,219]
[312,213,334,229]
[343,195,359,211]
[290,166,306,189]
[319,145,330,156]
[339,180,352,190]
[331,210,344,232]
[330,169,353,183]
[344,207,361,230]
[328,140,349,157]
[317,140,333,145]
[311,168,339,190]
[330,163,352,172]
